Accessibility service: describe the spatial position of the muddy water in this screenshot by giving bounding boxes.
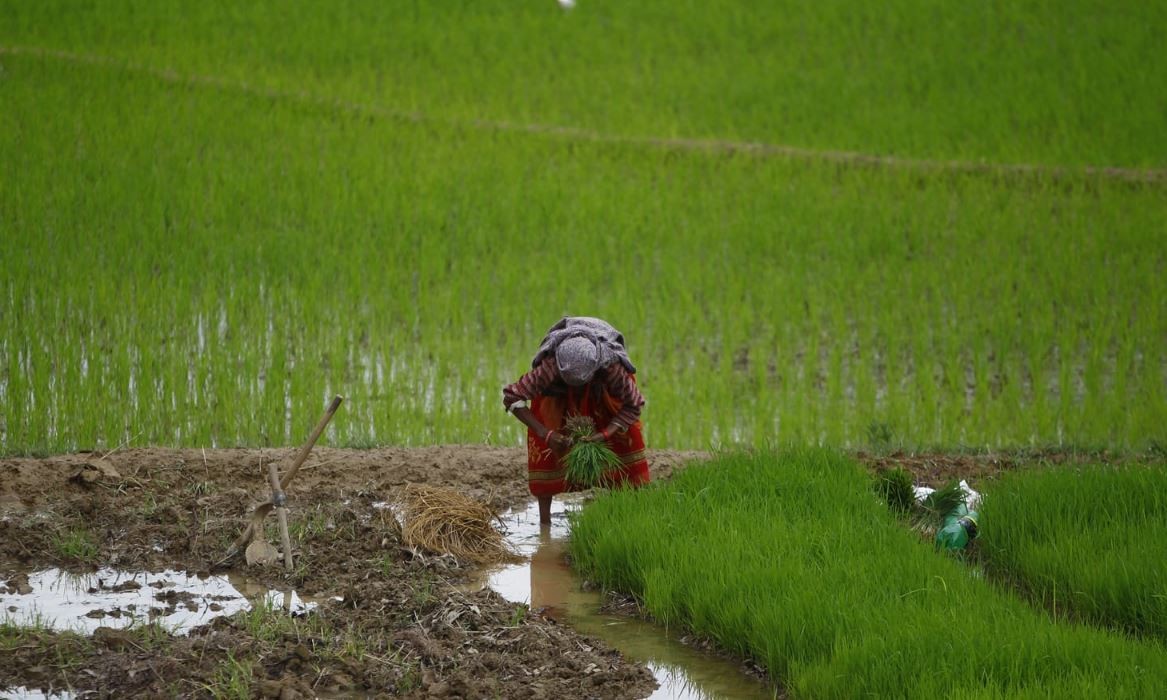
[0,568,319,636]
[470,497,777,700]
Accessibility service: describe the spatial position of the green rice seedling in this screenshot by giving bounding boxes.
[917,480,966,521]
[562,416,622,488]
[874,467,915,514]
[979,465,1167,640]
[571,451,1167,698]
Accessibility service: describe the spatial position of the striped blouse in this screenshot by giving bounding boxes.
[502,357,644,432]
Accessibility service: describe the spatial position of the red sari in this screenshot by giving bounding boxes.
[526,377,650,497]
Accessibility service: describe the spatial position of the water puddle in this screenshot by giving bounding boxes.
[0,688,74,700]
[0,568,319,636]
[470,497,776,700]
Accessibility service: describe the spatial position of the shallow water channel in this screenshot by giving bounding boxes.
[466,496,776,700]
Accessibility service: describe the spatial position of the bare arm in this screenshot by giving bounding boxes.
[503,359,572,453]
[511,405,548,440]
[510,405,572,453]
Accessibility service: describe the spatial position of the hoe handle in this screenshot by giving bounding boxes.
[226,395,344,559]
[268,462,294,572]
[280,395,343,490]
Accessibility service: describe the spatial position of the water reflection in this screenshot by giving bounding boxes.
[0,568,319,636]
[528,529,571,617]
[474,498,776,700]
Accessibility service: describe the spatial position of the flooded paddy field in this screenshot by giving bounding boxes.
[3,2,1165,456]
[3,1,1164,697]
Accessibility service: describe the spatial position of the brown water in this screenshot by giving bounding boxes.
[468,496,777,700]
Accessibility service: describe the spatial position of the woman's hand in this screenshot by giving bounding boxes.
[579,430,611,444]
[546,430,573,456]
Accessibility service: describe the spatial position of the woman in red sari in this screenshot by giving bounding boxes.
[503,317,650,524]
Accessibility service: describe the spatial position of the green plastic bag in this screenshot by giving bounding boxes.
[936,503,979,550]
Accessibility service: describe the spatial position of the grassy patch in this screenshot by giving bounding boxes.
[570,451,1167,697]
[232,593,339,650]
[979,465,1167,640]
[194,651,254,700]
[50,528,99,563]
[3,1,1165,168]
[0,620,92,667]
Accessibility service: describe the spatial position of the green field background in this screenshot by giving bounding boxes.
[2,1,1164,452]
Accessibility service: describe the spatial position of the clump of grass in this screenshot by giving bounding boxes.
[874,467,915,513]
[197,651,253,700]
[866,421,896,453]
[51,528,99,563]
[561,416,622,488]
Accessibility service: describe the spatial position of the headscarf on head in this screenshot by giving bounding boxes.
[532,316,636,376]
[555,336,600,386]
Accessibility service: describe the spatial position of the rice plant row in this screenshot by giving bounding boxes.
[1,52,1164,454]
[979,465,1167,641]
[2,0,1165,169]
[569,451,1167,698]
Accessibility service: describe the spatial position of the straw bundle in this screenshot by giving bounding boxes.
[397,484,522,565]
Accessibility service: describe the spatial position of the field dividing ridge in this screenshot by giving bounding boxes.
[3,44,1165,185]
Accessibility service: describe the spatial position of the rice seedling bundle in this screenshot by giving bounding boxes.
[561,416,622,488]
[873,466,914,514]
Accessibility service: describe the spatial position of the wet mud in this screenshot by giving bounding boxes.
[468,497,777,700]
[856,447,1151,488]
[0,446,700,699]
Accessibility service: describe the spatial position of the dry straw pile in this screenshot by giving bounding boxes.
[397,484,522,565]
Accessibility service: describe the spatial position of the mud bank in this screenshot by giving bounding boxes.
[0,447,700,699]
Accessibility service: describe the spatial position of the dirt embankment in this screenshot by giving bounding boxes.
[0,446,700,699]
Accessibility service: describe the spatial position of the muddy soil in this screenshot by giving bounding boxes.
[855,446,1153,488]
[0,446,705,699]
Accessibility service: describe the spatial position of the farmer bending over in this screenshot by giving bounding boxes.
[503,316,649,524]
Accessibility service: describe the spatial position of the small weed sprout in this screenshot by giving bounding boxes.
[509,604,527,627]
[52,528,99,562]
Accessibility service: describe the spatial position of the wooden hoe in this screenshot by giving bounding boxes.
[225,395,344,570]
